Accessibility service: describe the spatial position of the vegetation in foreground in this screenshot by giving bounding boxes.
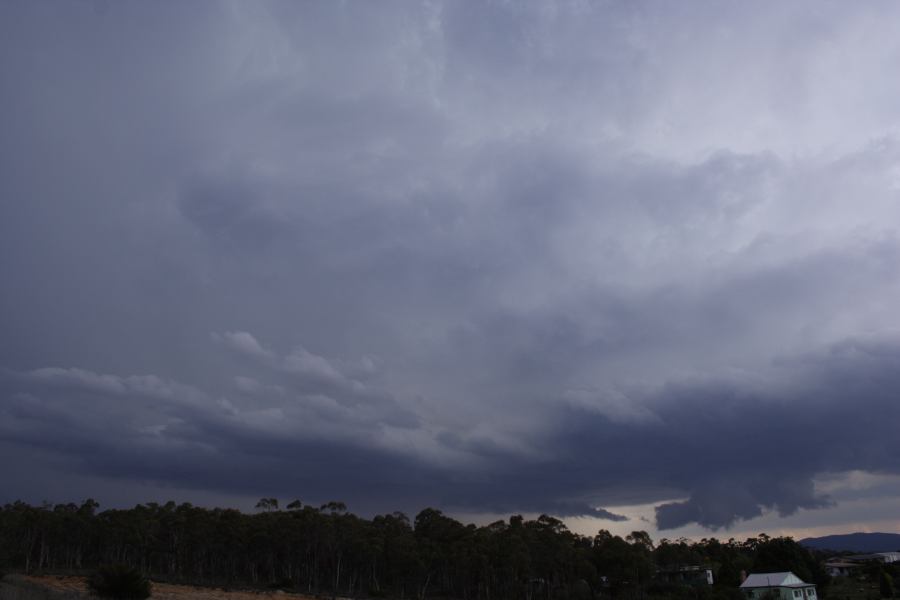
[0,499,831,599]
[823,561,900,600]
[88,564,152,600]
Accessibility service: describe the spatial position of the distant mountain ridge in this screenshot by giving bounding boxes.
[799,532,900,552]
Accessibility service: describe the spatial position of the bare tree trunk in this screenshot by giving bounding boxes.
[333,554,342,600]
[419,573,432,600]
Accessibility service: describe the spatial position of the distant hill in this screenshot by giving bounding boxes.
[800,532,900,552]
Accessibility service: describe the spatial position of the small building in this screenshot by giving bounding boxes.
[740,572,817,600]
[657,565,714,586]
[824,560,862,578]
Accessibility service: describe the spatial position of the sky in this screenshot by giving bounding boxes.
[2,0,900,541]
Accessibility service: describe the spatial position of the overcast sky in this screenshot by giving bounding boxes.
[3,0,900,540]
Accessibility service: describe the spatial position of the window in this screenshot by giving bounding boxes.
[794,591,801,598]
[807,590,816,598]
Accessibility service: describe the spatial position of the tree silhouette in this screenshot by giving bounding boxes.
[0,500,823,600]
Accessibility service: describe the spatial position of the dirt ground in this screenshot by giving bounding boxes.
[15,576,320,600]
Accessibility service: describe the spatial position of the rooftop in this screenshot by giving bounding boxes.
[740,572,812,589]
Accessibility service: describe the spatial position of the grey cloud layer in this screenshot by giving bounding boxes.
[3,1,900,530]
[3,335,900,529]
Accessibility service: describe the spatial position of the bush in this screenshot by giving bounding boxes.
[267,578,294,590]
[88,565,152,600]
[880,570,895,599]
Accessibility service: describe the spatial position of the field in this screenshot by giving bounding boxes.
[3,575,320,600]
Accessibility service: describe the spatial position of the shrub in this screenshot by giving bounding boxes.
[88,565,152,600]
[881,569,895,599]
[267,578,294,590]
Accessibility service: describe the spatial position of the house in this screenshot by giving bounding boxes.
[824,560,862,578]
[656,565,714,586]
[740,572,817,600]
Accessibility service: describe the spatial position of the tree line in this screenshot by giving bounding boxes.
[0,499,829,600]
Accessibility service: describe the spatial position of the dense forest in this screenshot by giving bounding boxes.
[0,499,830,600]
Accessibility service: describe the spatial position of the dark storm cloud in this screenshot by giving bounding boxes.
[3,332,900,529]
[3,0,900,532]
